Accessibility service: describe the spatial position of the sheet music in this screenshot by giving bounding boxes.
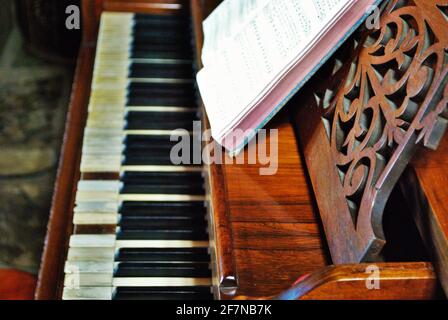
[197,0,353,140]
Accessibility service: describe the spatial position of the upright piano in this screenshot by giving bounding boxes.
[36,0,448,300]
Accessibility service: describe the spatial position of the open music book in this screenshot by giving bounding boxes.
[197,0,381,155]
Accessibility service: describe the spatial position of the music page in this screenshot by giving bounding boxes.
[197,0,353,140]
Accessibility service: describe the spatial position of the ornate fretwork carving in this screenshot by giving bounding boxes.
[296,0,448,263]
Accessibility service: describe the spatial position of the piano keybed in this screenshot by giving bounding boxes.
[62,12,213,300]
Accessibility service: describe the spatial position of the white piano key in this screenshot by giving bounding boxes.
[86,112,125,121]
[70,235,116,248]
[123,129,191,136]
[67,247,115,261]
[92,54,130,67]
[102,11,134,18]
[91,78,128,90]
[93,62,130,73]
[84,127,124,137]
[76,191,118,202]
[125,106,195,112]
[82,137,124,147]
[115,240,209,249]
[87,104,195,113]
[91,78,193,91]
[84,128,191,139]
[65,261,114,274]
[65,275,211,289]
[82,144,124,155]
[63,287,113,300]
[121,165,202,173]
[68,237,209,250]
[118,194,206,202]
[86,117,124,129]
[112,277,212,287]
[64,273,113,288]
[129,78,193,84]
[77,180,122,193]
[80,155,122,173]
[131,58,192,65]
[89,90,127,104]
[88,104,125,113]
[96,45,132,54]
[74,201,119,213]
[73,212,118,225]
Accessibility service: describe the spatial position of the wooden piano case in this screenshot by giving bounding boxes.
[36,0,448,300]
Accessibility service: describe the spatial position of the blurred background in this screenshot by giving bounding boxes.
[0,0,81,298]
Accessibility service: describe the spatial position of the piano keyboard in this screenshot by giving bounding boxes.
[62,12,212,300]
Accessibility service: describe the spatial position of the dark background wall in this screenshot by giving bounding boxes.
[0,0,14,52]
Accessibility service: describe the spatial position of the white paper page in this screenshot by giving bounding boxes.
[198,0,352,139]
[202,0,270,67]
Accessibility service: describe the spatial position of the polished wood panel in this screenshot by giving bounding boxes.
[236,263,439,300]
[289,262,440,300]
[35,46,94,300]
[191,0,238,297]
[204,111,331,298]
[402,136,448,295]
[222,116,329,298]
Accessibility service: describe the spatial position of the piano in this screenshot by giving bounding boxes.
[35,0,448,300]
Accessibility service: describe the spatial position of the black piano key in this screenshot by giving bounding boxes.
[123,145,182,157]
[113,286,213,300]
[114,262,211,278]
[125,120,194,131]
[121,184,204,195]
[134,14,189,26]
[121,171,202,185]
[116,226,208,241]
[122,154,176,166]
[125,111,197,119]
[130,49,192,61]
[122,148,198,166]
[132,28,190,44]
[127,83,195,107]
[124,138,194,152]
[127,82,196,95]
[125,111,196,130]
[122,155,199,167]
[124,135,181,147]
[131,42,192,55]
[119,216,207,229]
[119,201,206,216]
[125,97,195,107]
[119,213,205,222]
[127,81,195,94]
[123,136,197,165]
[129,63,193,79]
[115,248,210,262]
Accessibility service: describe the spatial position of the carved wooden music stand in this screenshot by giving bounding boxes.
[293,0,448,264]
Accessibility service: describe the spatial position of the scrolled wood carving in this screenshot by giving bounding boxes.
[295,0,448,263]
